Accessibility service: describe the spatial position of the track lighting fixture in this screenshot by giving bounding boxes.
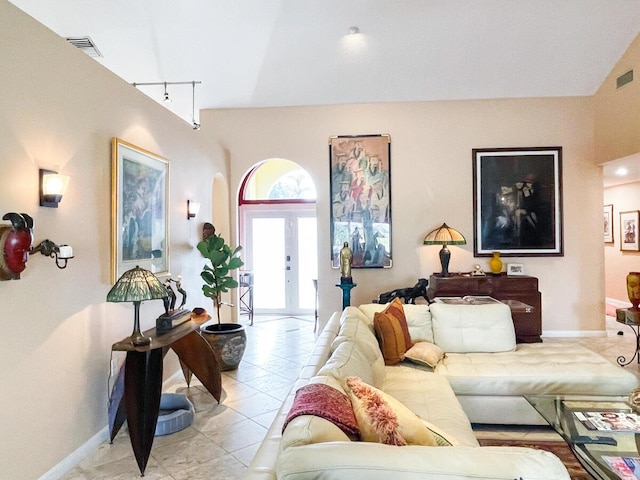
[132,80,202,128]
[191,81,200,130]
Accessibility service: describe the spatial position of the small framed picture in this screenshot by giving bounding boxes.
[620,211,640,251]
[604,204,614,244]
[507,263,525,276]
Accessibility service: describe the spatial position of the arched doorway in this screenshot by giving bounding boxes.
[239,159,317,316]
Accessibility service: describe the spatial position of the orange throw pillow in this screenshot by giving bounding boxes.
[374,311,407,365]
[383,298,413,349]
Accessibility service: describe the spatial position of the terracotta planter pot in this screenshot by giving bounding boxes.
[200,323,247,371]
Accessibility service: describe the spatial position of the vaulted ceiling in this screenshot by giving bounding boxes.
[9,0,640,184]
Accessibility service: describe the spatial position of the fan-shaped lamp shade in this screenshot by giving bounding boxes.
[423,223,466,277]
[107,265,168,346]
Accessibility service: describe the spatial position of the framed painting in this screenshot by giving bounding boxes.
[111,138,170,283]
[473,147,563,256]
[620,210,640,251]
[329,134,392,269]
[604,204,614,244]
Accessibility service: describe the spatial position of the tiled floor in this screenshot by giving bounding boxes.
[62,314,640,479]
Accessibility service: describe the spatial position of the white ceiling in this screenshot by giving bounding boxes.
[8,0,640,185]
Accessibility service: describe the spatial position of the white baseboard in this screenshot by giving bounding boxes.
[41,369,187,479]
[607,297,631,309]
[542,330,607,338]
[39,426,109,480]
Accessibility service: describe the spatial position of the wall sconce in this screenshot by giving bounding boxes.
[187,200,201,220]
[30,239,74,269]
[40,169,70,208]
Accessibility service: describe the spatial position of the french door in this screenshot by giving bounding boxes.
[242,204,317,315]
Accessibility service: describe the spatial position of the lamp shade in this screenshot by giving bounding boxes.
[107,266,167,346]
[107,265,168,303]
[423,223,466,245]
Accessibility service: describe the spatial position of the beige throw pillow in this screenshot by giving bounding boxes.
[403,341,446,368]
[344,376,438,446]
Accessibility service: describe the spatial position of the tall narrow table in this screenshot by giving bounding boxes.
[111,312,221,475]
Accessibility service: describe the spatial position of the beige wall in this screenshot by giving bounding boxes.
[0,2,226,478]
[202,96,602,335]
[604,182,640,302]
[594,33,640,163]
[594,33,640,306]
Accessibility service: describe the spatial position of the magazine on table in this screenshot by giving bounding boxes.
[602,456,640,480]
[574,411,640,432]
[432,296,502,306]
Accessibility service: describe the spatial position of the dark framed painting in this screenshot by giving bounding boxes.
[604,204,614,244]
[620,210,640,251]
[329,134,392,269]
[473,147,563,256]
[111,138,170,283]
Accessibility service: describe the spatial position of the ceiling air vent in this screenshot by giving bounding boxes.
[65,36,102,58]
[616,70,633,89]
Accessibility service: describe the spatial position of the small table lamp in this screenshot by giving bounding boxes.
[423,223,466,277]
[107,265,168,346]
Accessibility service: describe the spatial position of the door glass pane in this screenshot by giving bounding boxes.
[298,217,317,309]
[252,218,285,309]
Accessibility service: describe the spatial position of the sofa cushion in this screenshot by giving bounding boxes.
[436,342,640,396]
[383,365,479,447]
[403,341,445,368]
[333,308,382,360]
[430,302,516,353]
[318,340,385,388]
[403,305,434,343]
[374,311,408,365]
[359,302,434,343]
[345,376,438,446]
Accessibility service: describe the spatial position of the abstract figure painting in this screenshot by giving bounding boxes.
[329,134,392,269]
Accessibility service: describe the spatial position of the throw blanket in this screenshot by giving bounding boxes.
[283,383,360,438]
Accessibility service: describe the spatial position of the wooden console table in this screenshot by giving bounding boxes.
[427,273,542,343]
[111,312,221,475]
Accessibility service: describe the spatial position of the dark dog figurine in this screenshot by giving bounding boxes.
[378,278,429,305]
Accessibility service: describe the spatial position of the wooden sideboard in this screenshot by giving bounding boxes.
[427,273,542,343]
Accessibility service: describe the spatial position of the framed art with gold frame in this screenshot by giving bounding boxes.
[111,138,169,283]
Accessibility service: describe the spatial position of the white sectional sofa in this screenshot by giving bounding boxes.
[243,302,638,480]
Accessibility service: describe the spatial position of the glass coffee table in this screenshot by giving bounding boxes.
[526,395,640,479]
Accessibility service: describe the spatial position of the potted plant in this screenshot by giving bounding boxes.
[197,225,246,371]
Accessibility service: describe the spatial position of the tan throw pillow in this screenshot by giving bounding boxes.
[345,376,438,446]
[403,341,446,368]
[383,298,413,349]
[374,311,407,365]
[420,419,459,446]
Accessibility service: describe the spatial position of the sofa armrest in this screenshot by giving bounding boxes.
[277,442,570,480]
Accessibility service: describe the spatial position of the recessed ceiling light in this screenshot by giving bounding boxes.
[616,167,629,176]
[348,26,360,35]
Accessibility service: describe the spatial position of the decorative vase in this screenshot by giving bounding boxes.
[489,251,503,274]
[627,272,640,311]
[200,323,247,371]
